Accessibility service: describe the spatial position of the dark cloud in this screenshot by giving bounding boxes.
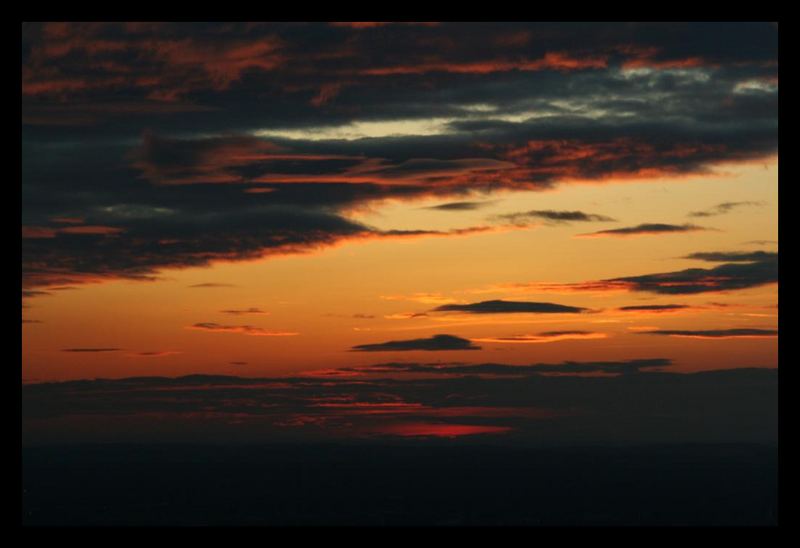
[618,304,690,311]
[688,201,765,217]
[21,23,777,289]
[435,300,586,314]
[351,334,481,352]
[189,283,237,288]
[684,250,776,262]
[343,358,671,376]
[512,250,777,295]
[493,209,616,225]
[637,328,777,339]
[425,201,495,211]
[609,251,777,294]
[22,289,51,298]
[578,223,708,238]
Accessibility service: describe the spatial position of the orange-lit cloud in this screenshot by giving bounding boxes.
[187,323,298,337]
[473,331,608,344]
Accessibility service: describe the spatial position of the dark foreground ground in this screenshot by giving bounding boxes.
[22,443,777,526]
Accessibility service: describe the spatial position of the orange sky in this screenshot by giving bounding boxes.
[22,160,777,382]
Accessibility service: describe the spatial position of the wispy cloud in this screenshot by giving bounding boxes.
[188,323,298,337]
[220,308,269,315]
[493,209,616,225]
[473,331,607,344]
[688,201,765,217]
[577,223,708,238]
[490,250,777,296]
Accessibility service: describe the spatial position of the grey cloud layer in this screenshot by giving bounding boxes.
[21,23,777,288]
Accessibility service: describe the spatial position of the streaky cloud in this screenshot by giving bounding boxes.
[688,201,765,217]
[473,331,607,344]
[424,200,496,211]
[577,223,708,238]
[188,323,298,337]
[494,209,616,225]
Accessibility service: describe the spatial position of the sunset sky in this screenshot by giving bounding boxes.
[21,22,778,444]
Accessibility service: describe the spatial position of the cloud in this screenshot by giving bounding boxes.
[21,23,777,290]
[22,224,124,238]
[351,334,481,352]
[493,209,616,225]
[188,283,238,288]
[434,299,586,314]
[22,365,777,445]
[617,304,691,312]
[636,328,777,339]
[609,251,777,294]
[220,308,269,315]
[688,201,765,217]
[61,347,123,353]
[22,289,52,298]
[425,201,496,211]
[188,323,298,337]
[381,293,459,305]
[332,358,672,376]
[384,312,429,320]
[23,23,776,108]
[516,250,778,295]
[683,251,775,262]
[577,223,708,238]
[744,240,777,246]
[473,331,607,344]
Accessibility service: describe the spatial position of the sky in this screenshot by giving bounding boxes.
[21,22,778,444]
